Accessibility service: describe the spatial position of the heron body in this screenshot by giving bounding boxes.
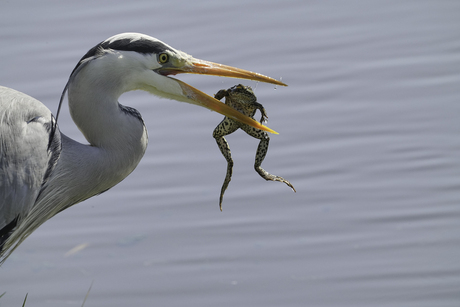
[0,33,285,263]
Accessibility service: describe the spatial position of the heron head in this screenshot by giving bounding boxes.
[65,33,286,134]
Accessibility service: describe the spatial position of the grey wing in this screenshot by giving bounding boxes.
[0,86,61,247]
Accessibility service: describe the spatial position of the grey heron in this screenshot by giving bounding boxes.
[0,33,285,263]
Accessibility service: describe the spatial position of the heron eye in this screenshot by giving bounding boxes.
[158,53,169,64]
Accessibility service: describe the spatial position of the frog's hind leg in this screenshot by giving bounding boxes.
[213,118,240,211]
[241,124,296,193]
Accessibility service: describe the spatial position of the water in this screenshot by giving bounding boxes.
[1,0,460,306]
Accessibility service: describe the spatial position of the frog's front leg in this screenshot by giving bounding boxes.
[240,124,296,192]
[213,118,240,211]
[254,102,268,124]
[214,89,228,101]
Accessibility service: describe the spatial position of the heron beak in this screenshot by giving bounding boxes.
[161,58,286,134]
[178,59,287,87]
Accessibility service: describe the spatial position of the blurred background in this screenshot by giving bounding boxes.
[0,0,459,306]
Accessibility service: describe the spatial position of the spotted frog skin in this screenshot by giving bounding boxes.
[213,84,295,211]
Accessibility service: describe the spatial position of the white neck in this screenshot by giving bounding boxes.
[44,51,149,211]
[5,54,149,254]
[68,52,147,149]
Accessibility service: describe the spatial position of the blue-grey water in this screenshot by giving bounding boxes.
[1,1,460,306]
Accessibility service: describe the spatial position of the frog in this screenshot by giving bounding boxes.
[213,84,296,211]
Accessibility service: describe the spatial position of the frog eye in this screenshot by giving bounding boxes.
[158,53,169,64]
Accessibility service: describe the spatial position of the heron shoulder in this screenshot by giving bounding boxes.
[0,86,62,231]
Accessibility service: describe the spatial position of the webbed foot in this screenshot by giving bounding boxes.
[255,167,296,192]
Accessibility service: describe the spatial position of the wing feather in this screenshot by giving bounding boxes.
[0,86,61,248]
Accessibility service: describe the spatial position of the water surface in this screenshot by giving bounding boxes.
[1,1,459,306]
